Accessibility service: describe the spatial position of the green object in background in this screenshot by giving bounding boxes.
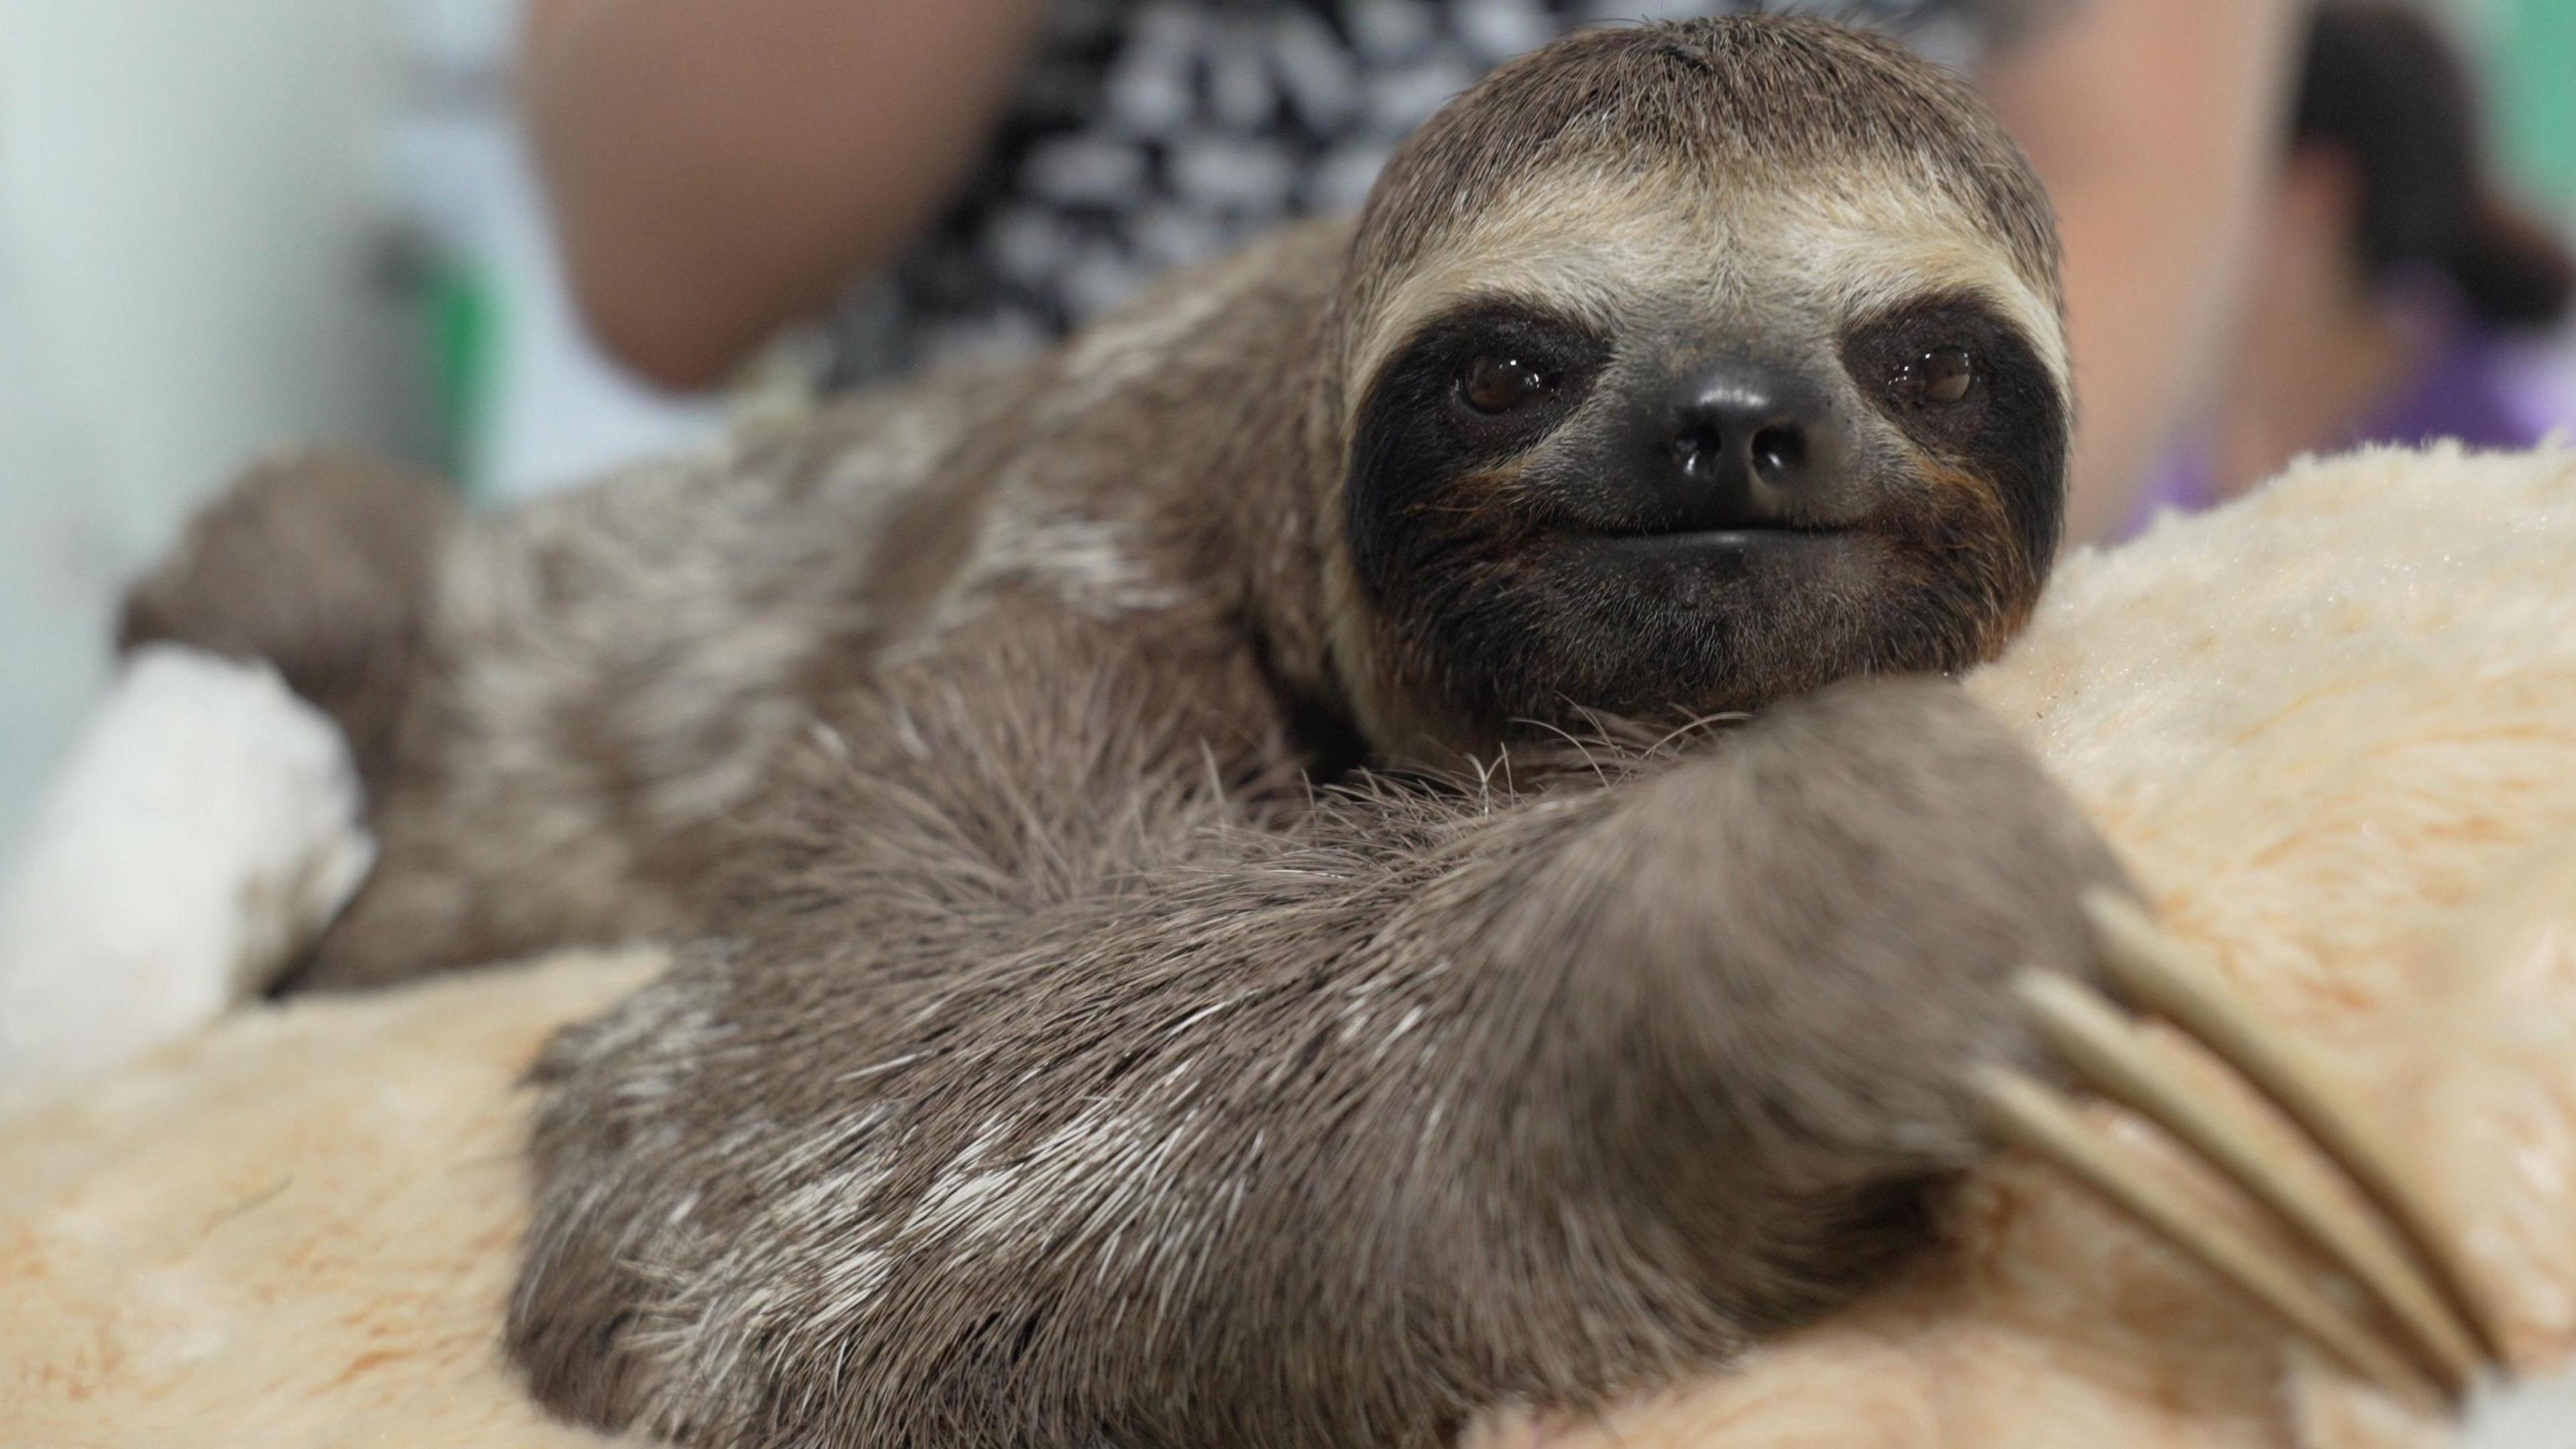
[421,260,504,497]
[2487,0,2576,214]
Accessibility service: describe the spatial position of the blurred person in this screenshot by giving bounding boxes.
[523,0,2305,543]
[2129,1,2576,534]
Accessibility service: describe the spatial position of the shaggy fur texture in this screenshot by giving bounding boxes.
[110,19,2104,1447]
[511,661,2114,1447]
[12,445,2576,1449]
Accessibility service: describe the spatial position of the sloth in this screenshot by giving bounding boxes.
[121,17,2127,1449]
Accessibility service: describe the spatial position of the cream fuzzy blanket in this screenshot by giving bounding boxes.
[7,444,2576,1448]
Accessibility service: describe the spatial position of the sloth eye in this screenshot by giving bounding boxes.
[1888,346,1977,409]
[1458,354,1556,415]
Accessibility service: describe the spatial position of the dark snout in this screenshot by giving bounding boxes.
[1590,354,1862,537]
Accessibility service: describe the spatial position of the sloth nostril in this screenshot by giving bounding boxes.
[1750,423,1805,482]
[1664,419,1808,484]
[1671,425,1723,476]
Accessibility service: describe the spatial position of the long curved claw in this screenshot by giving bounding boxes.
[1975,1062,2437,1401]
[1972,891,2508,1407]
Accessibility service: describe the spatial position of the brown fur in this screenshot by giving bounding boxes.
[120,18,2118,1447]
[119,449,460,791]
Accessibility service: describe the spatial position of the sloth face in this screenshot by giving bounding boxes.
[1327,20,2069,753]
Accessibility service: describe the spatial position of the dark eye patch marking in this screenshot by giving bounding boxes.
[1841,292,2069,566]
[1346,301,1611,599]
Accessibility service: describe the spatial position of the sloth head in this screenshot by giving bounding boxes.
[1316,17,2069,761]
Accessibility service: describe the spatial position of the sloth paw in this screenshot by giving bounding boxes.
[1600,675,2134,1175]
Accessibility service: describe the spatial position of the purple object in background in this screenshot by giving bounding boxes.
[2366,319,2560,449]
[2128,304,2576,539]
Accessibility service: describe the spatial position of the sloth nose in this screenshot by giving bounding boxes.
[1659,360,1841,527]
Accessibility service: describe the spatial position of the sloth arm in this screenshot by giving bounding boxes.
[509,602,2124,1449]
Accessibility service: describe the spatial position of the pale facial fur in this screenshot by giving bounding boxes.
[1348,166,2066,415]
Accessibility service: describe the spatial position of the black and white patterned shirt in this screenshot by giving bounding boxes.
[825,0,2045,386]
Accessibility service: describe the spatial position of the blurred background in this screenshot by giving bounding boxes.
[0,0,2570,853]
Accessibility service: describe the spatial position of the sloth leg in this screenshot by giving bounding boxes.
[507,630,2127,1449]
[113,453,501,989]
[119,451,459,796]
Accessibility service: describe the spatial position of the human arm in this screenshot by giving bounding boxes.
[521,0,1050,390]
[504,615,2129,1448]
[1982,0,2308,547]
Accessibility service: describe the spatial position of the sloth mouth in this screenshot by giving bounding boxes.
[1563,522,1856,555]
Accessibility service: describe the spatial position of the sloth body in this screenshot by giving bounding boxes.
[123,20,2124,1448]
